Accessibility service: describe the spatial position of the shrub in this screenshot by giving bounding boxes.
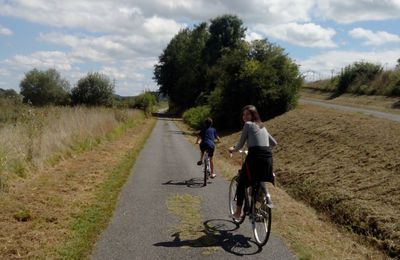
[337,62,382,95]
[0,90,26,125]
[182,106,211,129]
[132,92,157,115]
[71,73,114,106]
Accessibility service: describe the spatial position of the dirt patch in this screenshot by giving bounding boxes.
[0,116,155,259]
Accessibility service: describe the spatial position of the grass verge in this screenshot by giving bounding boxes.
[0,114,155,259]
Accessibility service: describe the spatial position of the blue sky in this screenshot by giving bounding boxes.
[0,0,399,96]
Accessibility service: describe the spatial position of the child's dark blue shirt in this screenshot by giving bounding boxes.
[199,127,218,148]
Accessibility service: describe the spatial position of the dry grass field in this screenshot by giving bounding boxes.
[264,104,399,257]
[0,109,155,259]
[0,107,139,189]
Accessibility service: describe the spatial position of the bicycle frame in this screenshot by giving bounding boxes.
[229,149,273,246]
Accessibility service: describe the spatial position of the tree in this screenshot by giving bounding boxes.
[20,68,70,106]
[154,24,209,111]
[71,72,114,106]
[203,14,246,66]
[209,39,302,128]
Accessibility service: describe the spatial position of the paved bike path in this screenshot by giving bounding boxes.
[300,97,400,123]
[92,119,296,259]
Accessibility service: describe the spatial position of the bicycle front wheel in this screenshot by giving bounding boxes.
[252,186,272,246]
[229,176,245,224]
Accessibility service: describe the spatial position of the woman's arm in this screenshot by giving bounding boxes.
[231,123,249,152]
[269,134,277,149]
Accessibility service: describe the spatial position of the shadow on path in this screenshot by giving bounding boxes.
[154,219,262,256]
[162,178,210,188]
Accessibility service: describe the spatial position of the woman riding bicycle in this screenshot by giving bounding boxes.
[229,105,277,220]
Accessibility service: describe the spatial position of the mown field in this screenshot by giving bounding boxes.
[176,117,389,259]
[249,104,398,258]
[0,107,156,259]
[178,97,399,258]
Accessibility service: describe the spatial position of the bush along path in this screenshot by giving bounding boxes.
[0,113,156,259]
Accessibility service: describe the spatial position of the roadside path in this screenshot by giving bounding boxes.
[92,118,295,260]
[300,97,400,123]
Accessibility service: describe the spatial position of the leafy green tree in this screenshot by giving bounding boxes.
[395,58,400,71]
[203,14,246,66]
[71,72,114,106]
[20,68,70,106]
[154,24,209,111]
[209,40,302,128]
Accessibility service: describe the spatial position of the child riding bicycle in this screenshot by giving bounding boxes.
[195,117,220,178]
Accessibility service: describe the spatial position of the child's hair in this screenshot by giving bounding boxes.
[204,117,213,128]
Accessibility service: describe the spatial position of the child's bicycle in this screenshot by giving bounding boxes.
[228,150,272,246]
[203,150,211,186]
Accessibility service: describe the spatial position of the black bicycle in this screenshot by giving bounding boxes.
[228,150,272,246]
[203,150,211,186]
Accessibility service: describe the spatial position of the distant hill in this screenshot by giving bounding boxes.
[0,88,19,98]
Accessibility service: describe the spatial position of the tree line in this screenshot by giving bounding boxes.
[1,68,158,111]
[154,14,303,129]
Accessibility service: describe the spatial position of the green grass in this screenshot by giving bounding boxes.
[56,118,155,259]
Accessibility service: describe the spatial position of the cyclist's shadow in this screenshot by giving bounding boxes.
[162,178,208,188]
[153,219,262,256]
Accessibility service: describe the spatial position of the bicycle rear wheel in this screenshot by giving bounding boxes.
[229,176,245,224]
[251,186,272,246]
[203,156,208,186]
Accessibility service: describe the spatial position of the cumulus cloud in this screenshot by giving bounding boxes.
[254,23,337,48]
[299,49,400,80]
[0,24,12,35]
[0,68,10,76]
[349,28,400,45]
[0,0,314,33]
[5,51,78,71]
[316,0,400,23]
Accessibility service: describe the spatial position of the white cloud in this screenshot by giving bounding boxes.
[0,0,315,33]
[349,28,400,46]
[299,49,400,80]
[245,31,264,42]
[316,0,400,23]
[0,68,10,76]
[0,24,12,35]
[254,23,337,48]
[5,51,78,71]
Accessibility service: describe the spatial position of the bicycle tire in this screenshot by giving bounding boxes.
[203,155,208,186]
[251,185,272,246]
[229,176,245,224]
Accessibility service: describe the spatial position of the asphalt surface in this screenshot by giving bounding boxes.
[92,118,296,260]
[300,97,400,123]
